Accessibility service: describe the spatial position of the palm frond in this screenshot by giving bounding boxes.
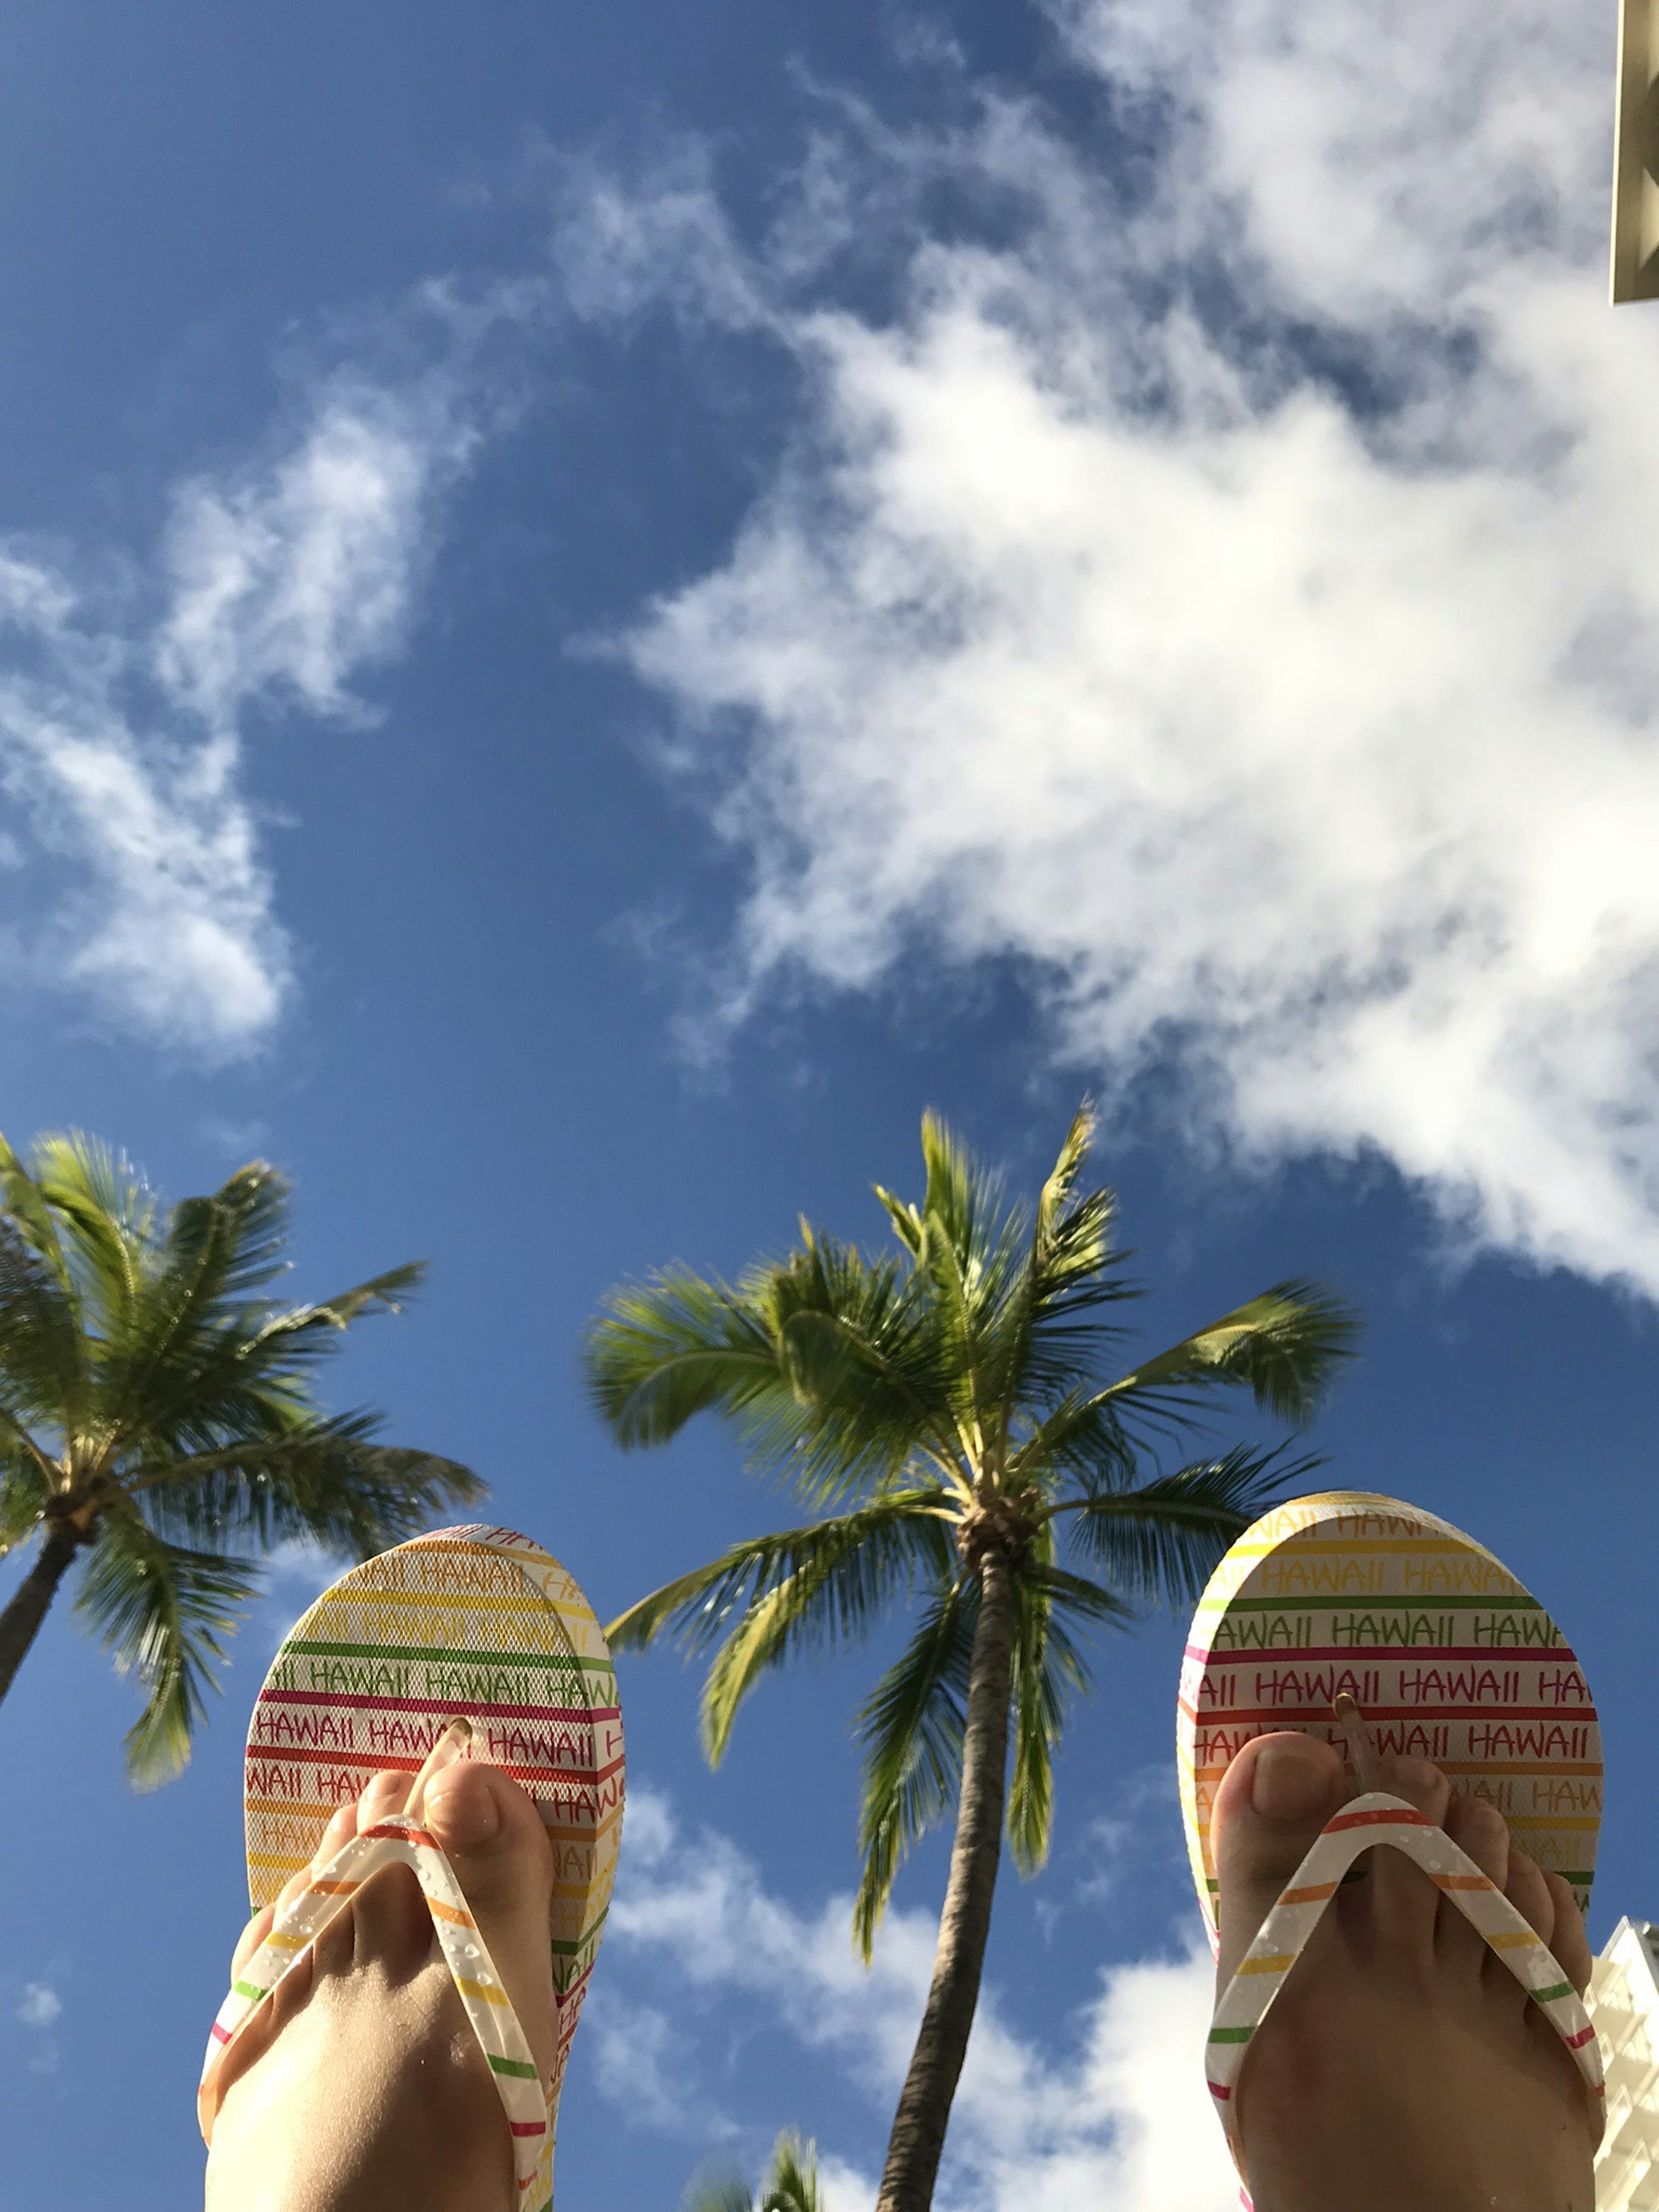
[1005,1553,1131,1875]
[604,1497,954,1773]
[74,1513,260,1787]
[1058,1444,1313,1604]
[764,1233,959,1495]
[977,1103,1115,1439]
[680,2171,751,2212]
[0,1135,73,1299]
[1033,1561,1139,1632]
[1008,1392,1141,1496]
[587,1254,959,1503]
[1103,1280,1361,1425]
[0,1456,49,1557]
[29,1131,155,1338]
[0,1128,464,1783]
[918,1107,1005,1279]
[585,1267,794,1447]
[873,1182,925,1258]
[129,1418,483,1556]
[195,1161,294,1299]
[100,1262,427,1467]
[852,1577,977,1957]
[760,2133,823,2212]
[1025,1105,1122,1320]
[280,1261,428,1335]
[0,1213,85,1435]
[683,2132,822,2212]
[1006,1564,1059,1876]
[621,1499,954,1762]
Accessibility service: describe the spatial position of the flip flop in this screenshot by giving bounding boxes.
[198,1524,624,2212]
[1178,1491,1604,2177]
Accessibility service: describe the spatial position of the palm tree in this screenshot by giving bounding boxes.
[585,1105,1360,2212]
[684,2130,823,2212]
[0,1130,482,1785]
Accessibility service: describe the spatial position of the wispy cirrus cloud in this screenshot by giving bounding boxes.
[156,385,471,733]
[0,372,473,1055]
[565,0,1659,1298]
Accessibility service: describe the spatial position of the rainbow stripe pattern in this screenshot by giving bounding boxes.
[1180,1493,1605,2177]
[1180,1492,1601,1940]
[200,1525,623,2209]
[1204,1789,1605,2164]
[201,1808,557,2204]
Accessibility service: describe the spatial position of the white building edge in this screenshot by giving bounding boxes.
[1593,1918,1659,2210]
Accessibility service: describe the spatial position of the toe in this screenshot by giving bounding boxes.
[1212,1732,1349,1988]
[269,1800,361,1923]
[1545,1872,1594,1997]
[359,1767,414,1823]
[1446,1792,1510,1891]
[1503,1848,1556,1952]
[341,1860,438,1981]
[1472,1840,1556,2015]
[423,1761,558,2084]
[231,1904,276,1984]
[1363,1755,1452,1961]
[1437,1793,1512,1980]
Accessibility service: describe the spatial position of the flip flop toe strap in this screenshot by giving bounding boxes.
[1207,1791,1604,2172]
[198,1813,553,2211]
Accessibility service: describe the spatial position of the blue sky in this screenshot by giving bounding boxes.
[0,1,1654,2207]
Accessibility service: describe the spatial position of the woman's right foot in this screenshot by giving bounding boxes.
[1212,1731,1598,2212]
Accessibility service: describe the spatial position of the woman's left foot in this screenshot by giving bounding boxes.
[204,1757,557,2212]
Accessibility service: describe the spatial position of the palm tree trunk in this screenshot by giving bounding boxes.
[873,1548,1017,2212]
[0,1521,79,1707]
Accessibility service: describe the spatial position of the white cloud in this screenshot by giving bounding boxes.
[595,0,1659,1296]
[156,385,471,731]
[1065,1763,1180,1920]
[586,1993,712,2134]
[255,1538,351,1654]
[599,1787,1236,2212]
[15,1983,60,2029]
[0,376,468,1054]
[815,2156,878,2212]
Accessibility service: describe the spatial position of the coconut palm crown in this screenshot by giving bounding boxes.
[585,1105,1360,2212]
[683,2129,822,2212]
[0,1132,482,1786]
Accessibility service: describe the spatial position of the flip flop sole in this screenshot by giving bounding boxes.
[1179,1491,1600,1944]
[243,1522,623,2102]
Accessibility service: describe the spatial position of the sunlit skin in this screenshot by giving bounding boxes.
[203,1756,558,2212]
[1213,1730,1597,2212]
[203,1719,1598,2211]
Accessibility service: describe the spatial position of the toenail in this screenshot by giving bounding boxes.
[1250,1736,1329,1821]
[360,1771,406,1812]
[427,1770,502,1850]
[1460,1796,1506,1844]
[1390,1756,1436,1795]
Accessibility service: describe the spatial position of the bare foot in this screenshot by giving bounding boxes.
[1213,1732,1597,2212]
[204,1758,558,2212]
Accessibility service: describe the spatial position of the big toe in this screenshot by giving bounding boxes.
[1213,1732,1349,1987]
[423,1762,558,2083]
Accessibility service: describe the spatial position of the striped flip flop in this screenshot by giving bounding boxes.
[1179,1492,1604,2176]
[198,1524,624,2212]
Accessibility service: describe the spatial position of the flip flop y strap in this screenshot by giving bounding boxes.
[198,1812,553,2212]
[1206,1790,1605,2172]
